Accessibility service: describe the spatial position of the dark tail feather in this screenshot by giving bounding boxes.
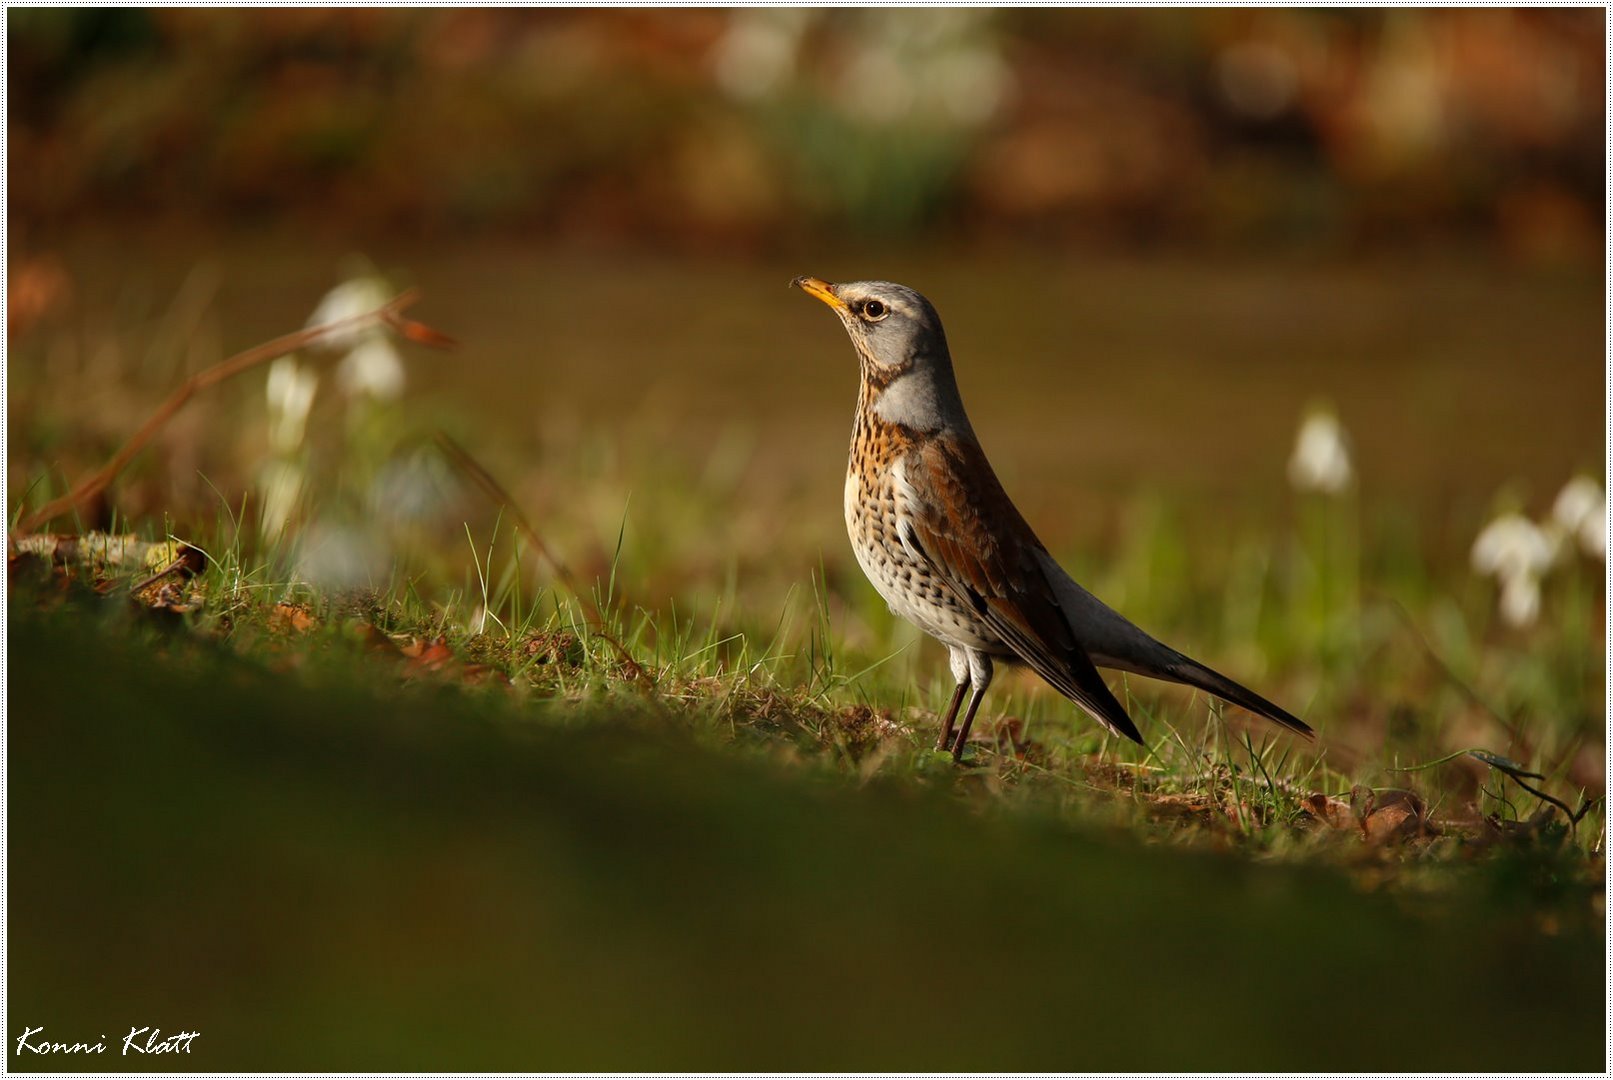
[1164,654,1313,738]
[1066,649,1146,745]
[1035,556,1312,739]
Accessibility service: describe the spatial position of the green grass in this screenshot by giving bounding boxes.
[6,251,1605,1068]
[7,597,1604,1071]
[11,485,1605,869]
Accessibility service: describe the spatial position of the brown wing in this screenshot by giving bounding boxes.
[899,436,1143,744]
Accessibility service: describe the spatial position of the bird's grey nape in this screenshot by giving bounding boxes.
[871,369,955,432]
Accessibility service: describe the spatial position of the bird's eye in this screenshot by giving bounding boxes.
[862,299,888,321]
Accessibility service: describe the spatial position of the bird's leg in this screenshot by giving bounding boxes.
[951,685,990,763]
[951,654,994,763]
[937,647,974,751]
[936,681,969,751]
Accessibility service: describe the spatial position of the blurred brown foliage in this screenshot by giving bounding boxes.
[9,8,1604,258]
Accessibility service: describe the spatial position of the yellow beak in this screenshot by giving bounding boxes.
[791,275,846,311]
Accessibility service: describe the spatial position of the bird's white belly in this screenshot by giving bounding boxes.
[844,470,1001,653]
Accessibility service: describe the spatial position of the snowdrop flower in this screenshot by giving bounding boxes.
[1471,513,1558,628]
[265,356,318,454]
[1551,475,1606,560]
[338,335,406,400]
[307,276,390,349]
[262,357,318,540]
[307,274,405,400]
[1497,574,1544,629]
[259,459,305,542]
[1287,407,1354,495]
[1471,513,1556,578]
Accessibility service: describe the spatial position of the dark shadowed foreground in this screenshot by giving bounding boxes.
[8,606,1602,1072]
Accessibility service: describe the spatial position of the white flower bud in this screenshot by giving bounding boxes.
[1552,475,1606,560]
[1288,408,1354,494]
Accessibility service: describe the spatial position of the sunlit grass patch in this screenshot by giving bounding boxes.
[6,257,1603,925]
[11,466,1602,900]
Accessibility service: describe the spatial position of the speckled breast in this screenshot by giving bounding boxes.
[844,437,1002,655]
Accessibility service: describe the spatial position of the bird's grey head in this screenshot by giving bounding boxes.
[793,276,970,434]
[792,277,951,382]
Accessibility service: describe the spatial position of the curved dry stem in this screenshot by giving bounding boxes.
[14,290,437,537]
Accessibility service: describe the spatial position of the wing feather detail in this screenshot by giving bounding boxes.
[897,437,1144,743]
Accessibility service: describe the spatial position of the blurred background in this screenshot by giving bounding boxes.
[9,8,1602,501]
[9,8,1604,252]
[9,6,1604,741]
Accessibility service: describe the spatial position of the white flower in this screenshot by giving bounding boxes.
[265,357,318,454]
[1471,513,1558,628]
[1583,517,1607,560]
[1551,475,1606,560]
[1287,408,1354,494]
[337,336,406,400]
[307,276,391,351]
[1471,513,1556,580]
[1498,575,1542,629]
[259,459,305,542]
[307,274,406,400]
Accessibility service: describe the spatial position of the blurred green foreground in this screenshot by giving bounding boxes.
[8,602,1602,1072]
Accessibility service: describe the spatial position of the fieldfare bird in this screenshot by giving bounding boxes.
[793,275,1313,761]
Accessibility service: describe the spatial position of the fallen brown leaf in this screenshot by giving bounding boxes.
[270,603,319,634]
[1304,793,1356,831]
[399,635,455,672]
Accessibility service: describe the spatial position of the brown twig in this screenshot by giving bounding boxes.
[1473,748,1599,834]
[15,289,444,536]
[1505,773,1597,832]
[1384,602,1597,832]
[129,544,207,593]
